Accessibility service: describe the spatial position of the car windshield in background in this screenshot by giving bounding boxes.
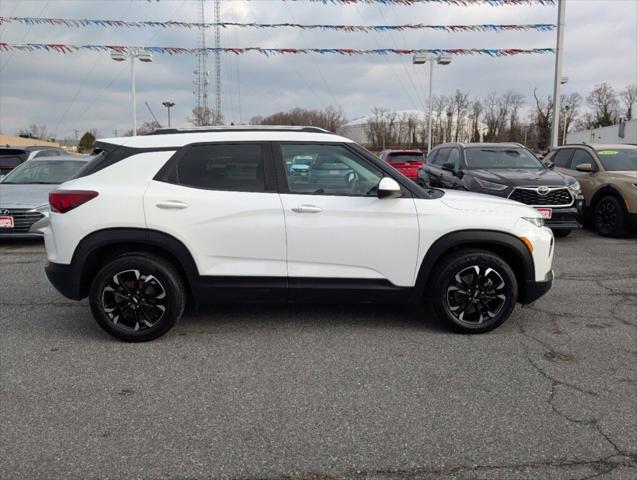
[595,149,637,171]
[389,153,424,163]
[1,160,85,184]
[464,148,544,169]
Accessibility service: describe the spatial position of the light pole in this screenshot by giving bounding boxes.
[413,54,452,153]
[550,0,566,148]
[162,101,175,128]
[111,49,153,136]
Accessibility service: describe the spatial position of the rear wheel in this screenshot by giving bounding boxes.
[430,250,518,334]
[593,196,627,237]
[89,253,186,342]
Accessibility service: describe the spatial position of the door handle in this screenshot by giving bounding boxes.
[156,200,189,210]
[291,205,322,214]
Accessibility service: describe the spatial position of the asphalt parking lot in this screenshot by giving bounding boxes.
[1,229,636,480]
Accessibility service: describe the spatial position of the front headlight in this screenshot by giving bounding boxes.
[522,216,545,228]
[567,180,581,193]
[473,177,508,191]
[33,203,50,214]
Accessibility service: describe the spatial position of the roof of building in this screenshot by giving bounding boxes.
[0,134,61,148]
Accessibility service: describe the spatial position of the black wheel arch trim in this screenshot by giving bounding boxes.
[61,228,199,301]
[412,229,536,304]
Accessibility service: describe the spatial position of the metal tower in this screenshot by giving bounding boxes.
[213,0,221,123]
[193,0,209,125]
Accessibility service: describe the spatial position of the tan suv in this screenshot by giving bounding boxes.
[544,144,637,237]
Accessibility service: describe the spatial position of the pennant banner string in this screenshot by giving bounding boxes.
[0,43,555,57]
[281,0,555,5]
[0,17,556,33]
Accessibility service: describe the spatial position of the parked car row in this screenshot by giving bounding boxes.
[379,142,636,238]
[0,146,67,176]
[0,153,90,237]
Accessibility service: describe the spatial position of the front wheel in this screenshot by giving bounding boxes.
[593,196,627,237]
[89,253,186,342]
[430,250,518,334]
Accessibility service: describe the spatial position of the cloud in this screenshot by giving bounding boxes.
[0,0,635,139]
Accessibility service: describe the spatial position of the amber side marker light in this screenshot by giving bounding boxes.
[520,236,534,253]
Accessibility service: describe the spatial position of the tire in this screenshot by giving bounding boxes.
[552,229,572,238]
[593,195,627,237]
[89,253,186,342]
[430,249,518,334]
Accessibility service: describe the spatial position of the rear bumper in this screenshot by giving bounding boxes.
[45,261,83,300]
[520,270,553,305]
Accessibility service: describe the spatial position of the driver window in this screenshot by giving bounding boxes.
[280,144,383,196]
[447,149,461,169]
[570,150,595,170]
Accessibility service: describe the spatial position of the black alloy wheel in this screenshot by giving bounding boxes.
[101,269,168,332]
[594,196,626,237]
[431,250,517,333]
[89,254,185,342]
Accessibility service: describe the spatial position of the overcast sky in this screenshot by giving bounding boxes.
[0,0,635,140]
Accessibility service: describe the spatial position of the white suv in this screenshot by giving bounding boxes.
[44,126,554,341]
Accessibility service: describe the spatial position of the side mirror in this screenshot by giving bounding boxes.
[377,177,402,199]
[575,162,595,173]
[545,161,555,169]
[441,162,455,172]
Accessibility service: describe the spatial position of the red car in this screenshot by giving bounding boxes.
[378,149,425,180]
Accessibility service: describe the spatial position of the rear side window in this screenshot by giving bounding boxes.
[176,144,265,192]
[552,149,573,168]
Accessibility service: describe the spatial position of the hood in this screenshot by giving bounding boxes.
[0,184,56,209]
[440,189,540,217]
[467,168,569,187]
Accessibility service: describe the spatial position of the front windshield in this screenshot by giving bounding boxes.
[1,160,85,184]
[464,148,544,170]
[595,149,637,171]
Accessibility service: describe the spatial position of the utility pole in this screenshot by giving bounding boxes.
[550,0,566,148]
[162,101,175,128]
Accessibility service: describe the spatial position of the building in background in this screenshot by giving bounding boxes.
[0,134,61,148]
[566,119,637,145]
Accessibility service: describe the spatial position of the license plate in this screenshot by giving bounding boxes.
[536,208,553,219]
[0,216,14,228]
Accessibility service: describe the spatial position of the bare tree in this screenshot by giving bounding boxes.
[252,106,346,133]
[20,124,48,140]
[450,90,470,142]
[468,99,483,142]
[190,106,224,126]
[587,83,619,127]
[505,91,525,142]
[533,89,553,151]
[619,84,637,120]
[559,92,582,145]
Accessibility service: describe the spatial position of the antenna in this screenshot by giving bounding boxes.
[214,0,222,124]
[193,0,210,126]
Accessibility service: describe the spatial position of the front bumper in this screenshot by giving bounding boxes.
[520,269,553,305]
[45,261,83,300]
[545,205,583,230]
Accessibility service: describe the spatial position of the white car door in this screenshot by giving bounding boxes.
[275,143,420,294]
[144,142,287,299]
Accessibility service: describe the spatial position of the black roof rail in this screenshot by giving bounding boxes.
[144,126,333,136]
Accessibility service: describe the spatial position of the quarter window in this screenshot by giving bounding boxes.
[177,144,265,192]
[280,144,382,196]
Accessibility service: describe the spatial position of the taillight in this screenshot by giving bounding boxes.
[49,190,99,214]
